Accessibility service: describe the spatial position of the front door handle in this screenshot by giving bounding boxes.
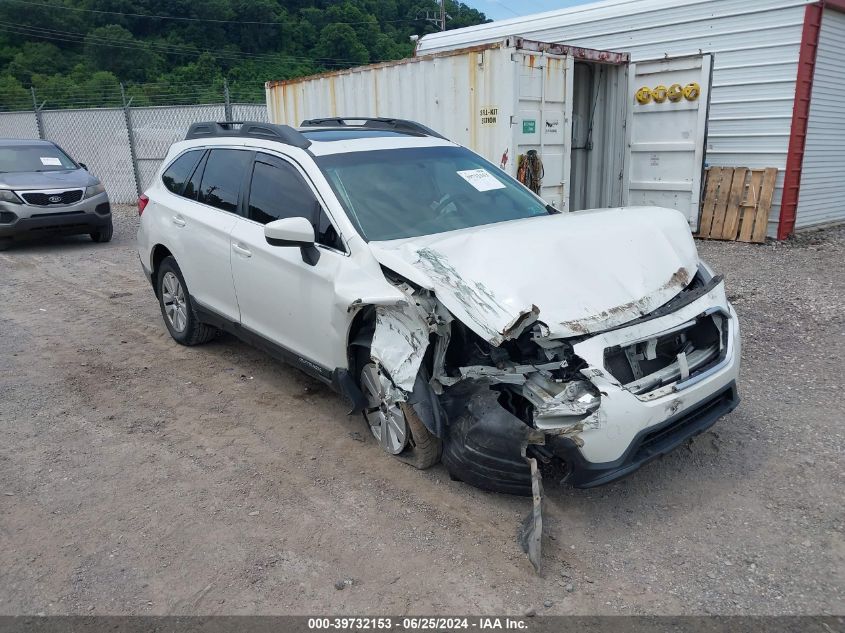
[232,243,252,258]
[172,215,186,227]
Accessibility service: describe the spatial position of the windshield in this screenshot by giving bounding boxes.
[317,146,550,241]
[0,144,77,173]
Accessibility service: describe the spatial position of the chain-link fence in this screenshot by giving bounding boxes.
[0,88,269,203]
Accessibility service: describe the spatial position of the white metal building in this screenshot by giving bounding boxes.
[416,0,845,238]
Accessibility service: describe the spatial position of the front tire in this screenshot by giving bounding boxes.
[358,359,441,470]
[156,256,217,346]
[90,221,113,243]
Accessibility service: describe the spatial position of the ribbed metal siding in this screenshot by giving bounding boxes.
[795,9,845,228]
[418,0,811,236]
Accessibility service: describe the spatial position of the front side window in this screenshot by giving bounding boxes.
[317,146,550,242]
[0,143,77,173]
[162,150,203,196]
[248,153,344,251]
[197,149,252,212]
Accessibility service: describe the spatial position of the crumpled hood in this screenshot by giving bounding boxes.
[0,169,96,190]
[369,206,699,343]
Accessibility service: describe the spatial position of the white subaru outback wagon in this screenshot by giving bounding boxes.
[138,118,740,499]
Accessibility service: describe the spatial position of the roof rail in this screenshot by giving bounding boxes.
[299,117,447,140]
[185,121,312,149]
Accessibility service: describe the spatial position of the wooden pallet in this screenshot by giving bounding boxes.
[697,167,778,243]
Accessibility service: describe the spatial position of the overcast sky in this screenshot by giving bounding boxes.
[466,0,595,21]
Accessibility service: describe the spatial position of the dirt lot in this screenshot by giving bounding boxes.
[0,206,843,616]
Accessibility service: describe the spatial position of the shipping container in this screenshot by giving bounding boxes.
[265,38,714,230]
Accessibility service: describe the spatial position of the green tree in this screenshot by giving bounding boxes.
[313,23,370,67]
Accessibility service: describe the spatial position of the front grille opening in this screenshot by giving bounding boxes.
[604,313,723,395]
[22,190,83,206]
[0,211,17,223]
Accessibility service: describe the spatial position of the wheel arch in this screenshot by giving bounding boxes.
[150,244,173,295]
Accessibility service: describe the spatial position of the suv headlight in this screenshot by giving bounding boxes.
[84,183,106,199]
[0,189,21,204]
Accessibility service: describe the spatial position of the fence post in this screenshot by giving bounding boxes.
[31,87,45,139]
[121,83,143,198]
[223,79,233,122]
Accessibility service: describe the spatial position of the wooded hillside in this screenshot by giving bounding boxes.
[0,0,487,109]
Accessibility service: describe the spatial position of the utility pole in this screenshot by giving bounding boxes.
[439,0,446,31]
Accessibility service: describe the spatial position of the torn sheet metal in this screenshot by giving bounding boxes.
[414,246,540,346]
[370,301,431,393]
[517,456,544,574]
[369,286,452,393]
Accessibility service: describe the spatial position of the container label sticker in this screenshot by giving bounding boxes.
[479,106,498,126]
[457,169,506,192]
[40,157,62,166]
[523,119,536,134]
[545,119,560,133]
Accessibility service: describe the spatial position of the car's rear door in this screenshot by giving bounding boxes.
[167,147,252,321]
[229,151,348,373]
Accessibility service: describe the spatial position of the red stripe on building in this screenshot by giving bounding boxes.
[778,2,824,240]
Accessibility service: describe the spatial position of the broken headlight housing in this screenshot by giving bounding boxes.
[522,373,601,430]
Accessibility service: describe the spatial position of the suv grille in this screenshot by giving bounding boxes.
[604,312,724,395]
[21,190,83,206]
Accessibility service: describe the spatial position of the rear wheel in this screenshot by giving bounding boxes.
[0,237,12,251]
[156,256,217,346]
[359,361,441,469]
[90,221,113,243]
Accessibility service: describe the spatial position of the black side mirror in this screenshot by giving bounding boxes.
[78,162,88,171]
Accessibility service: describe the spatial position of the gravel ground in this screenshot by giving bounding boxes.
[0,206,842,616]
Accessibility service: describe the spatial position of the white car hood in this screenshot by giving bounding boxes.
[368,206,699,344]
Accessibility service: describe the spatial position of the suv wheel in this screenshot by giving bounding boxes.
[359,361,441,469]
[156,256,217,346]
[90,221,113,243]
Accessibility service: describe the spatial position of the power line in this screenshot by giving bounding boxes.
[0,0,422,26]
[0,22,382,67]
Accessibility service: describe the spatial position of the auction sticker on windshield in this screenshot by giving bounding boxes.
[40,157,62,166]
[457,168,506,192]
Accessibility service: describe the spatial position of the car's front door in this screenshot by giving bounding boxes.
[229,152,349,373]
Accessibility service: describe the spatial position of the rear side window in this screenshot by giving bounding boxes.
[183,151,208,201]
[197,149,252,213]
[162,150,203,195]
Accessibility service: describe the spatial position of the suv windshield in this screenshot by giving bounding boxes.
[0,144,77,173]
[317,146,549,241]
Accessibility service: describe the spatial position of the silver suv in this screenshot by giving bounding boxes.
[0,139,112,250]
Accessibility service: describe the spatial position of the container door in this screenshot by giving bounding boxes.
[624,54,713,230]
[513,51,574,212]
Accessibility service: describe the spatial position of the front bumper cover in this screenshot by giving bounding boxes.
[0,194,111,239]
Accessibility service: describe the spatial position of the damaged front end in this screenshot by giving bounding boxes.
[360,262,739,573]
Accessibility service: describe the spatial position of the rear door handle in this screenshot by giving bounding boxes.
[232,243,252,258]
[172,215,186,227]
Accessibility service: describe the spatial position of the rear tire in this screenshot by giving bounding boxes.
[156,256,217,346]
[90,221,113,243]
[0,237,12,251]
